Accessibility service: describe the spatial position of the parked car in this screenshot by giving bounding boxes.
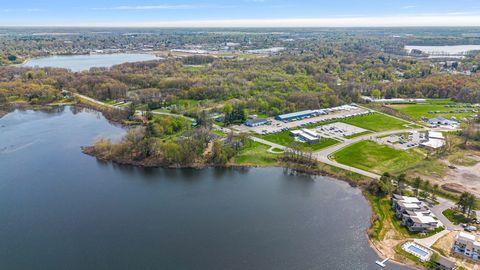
[465,226,477,232]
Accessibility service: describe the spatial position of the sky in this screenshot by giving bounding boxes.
[2,0,480,27]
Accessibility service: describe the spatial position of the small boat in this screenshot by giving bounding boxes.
[375,258,389,268]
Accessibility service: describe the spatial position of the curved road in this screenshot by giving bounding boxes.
[75,93,454,181]
[250,129,425,180]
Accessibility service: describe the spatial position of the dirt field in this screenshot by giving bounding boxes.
[439,156,480,197]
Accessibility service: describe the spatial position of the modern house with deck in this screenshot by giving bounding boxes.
[391,194,441,232]
[453,232,480,260]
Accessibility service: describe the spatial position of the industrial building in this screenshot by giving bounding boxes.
[290,129,320,144]
[275,110,317,121]
[428,117,459,128]
[420,131,446,150]
[244,118,270,127]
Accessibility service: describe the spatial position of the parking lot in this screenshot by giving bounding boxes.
[376,131,426,150]
[315,122,368,139]
[233,106,372,135]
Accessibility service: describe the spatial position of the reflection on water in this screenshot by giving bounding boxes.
[22,53,161,72]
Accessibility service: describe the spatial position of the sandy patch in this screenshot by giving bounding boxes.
[421,156,480,197]
[440,159,480,197]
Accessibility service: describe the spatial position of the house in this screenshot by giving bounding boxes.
[61,90,72,98]
[391,194,441,232]
[402,213,439,232]
[452,232,480,260]
[428,117,459,128]
[245,118,269,127]
[209,112,224,122]
[431,255,457,270]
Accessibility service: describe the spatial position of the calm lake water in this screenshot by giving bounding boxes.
[405,45,480,56]
[0,107,410,270]
[22,53,160,72]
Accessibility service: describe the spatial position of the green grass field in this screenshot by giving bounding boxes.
[442,209,471,225]
[261,131,338,151]
[262,131,295,146]
[231,141,281,166]
[333,140,424,174]
[389,99,477,120]
[340,113,413,132]
[304,113,414,132]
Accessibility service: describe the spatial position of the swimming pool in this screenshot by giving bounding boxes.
[408,245,429,257]
[402,242,432,261]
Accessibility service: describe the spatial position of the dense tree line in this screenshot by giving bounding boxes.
[86,123,213,167]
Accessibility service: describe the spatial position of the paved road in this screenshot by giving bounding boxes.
[250,136,287,150]
[248,132,382,179]
[310,128,426,179]
[75,93,460,181]
[431,197,463,231]
[75,93,195,121]
[313,128,425,158]
[74,93,118,109]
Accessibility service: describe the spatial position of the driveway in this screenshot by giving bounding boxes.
[430,197,463,231]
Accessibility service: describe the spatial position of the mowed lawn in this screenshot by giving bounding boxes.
[340,113,412,132]
[333,140,424,174]
[389,99,477,120]
[232,141,280,166]
[261,131,339,151]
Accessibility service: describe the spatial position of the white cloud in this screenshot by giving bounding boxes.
[92,5,195,11]
[1,8,43,13]
[402,5,417,9]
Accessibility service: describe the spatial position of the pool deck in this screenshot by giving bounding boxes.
[403,242,432,261]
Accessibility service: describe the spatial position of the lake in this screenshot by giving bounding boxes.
[22,53,160,72]
[0,107,410,270]
[405,45,480,57]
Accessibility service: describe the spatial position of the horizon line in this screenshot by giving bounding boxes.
[3,15,480,28]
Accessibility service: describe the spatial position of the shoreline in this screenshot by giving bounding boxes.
[83,147,418,269]
[364,196,422,270]
[13,50,162,70]
[1,105,418,269]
